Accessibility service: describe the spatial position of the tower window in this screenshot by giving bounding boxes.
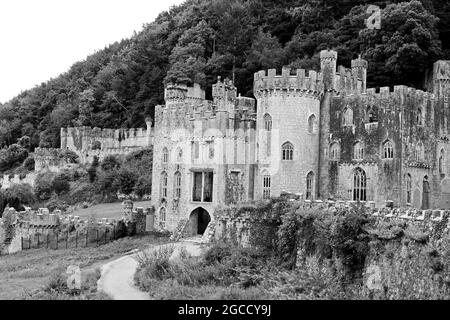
[382,140,394,159]
[308,114,317,133]
[263,174,271,200]
[414,142,424,161]
[353,142,364,160]
[306,171,314,200]
[353,167,367,201]
[342,107,354,126]
[439,149,445,174]
[416,108,424,126]
[406,173,412,204]
[174,171,182,199]
[162,148,169,164]
[282,142,294,161]
[161,171,168,198]
[192,171,213,202]
[159,207,166,228]
[330,142,340,161]
[263,113,272,131]
[366,106,378,123]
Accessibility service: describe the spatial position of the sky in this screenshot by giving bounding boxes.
[0,0,185,103]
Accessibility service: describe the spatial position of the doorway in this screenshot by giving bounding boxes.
[188,207,211,236]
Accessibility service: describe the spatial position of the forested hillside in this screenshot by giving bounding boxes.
[0,0,449,154]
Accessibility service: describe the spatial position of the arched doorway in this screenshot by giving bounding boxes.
[422,176,430,209]
[188,207,211,236]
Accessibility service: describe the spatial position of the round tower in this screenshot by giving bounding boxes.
[351,55,368,93]
[254,66,324,200]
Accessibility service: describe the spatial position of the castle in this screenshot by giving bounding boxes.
[150,49,450,235]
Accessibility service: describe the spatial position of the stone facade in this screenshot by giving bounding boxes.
[151,50,450,235]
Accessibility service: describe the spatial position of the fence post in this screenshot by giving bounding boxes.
[76,232,78,248]
[37,234,40,249]
[105,229,107,244]
[47,234,49,249]
[21,237,23,250]
[96,230,99,245]
[66,232,68,249]
[56,233,58,250]
[86,230,88,247]
[113,225,116,240]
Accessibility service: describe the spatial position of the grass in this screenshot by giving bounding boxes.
[0,233,169,300]
[67,200,153,219]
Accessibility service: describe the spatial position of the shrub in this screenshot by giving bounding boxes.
[34,172,57,200]
[0,143,29,172]
[100,155,121,172]
[134,175,152,197]
[59,149,79,164]
[52,173,70,195]
[3,183,36,211]
[95,170,119,199]
[113,168,138,195]
[46,196,69,212]
[23,156,35,171]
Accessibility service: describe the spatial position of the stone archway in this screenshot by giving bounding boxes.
[187,207,211,236]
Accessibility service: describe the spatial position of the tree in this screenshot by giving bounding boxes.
[52,173,70,195]
[3,183,36,211]
[113,168,138,195]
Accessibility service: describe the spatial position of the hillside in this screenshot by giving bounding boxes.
[0,0,449,156]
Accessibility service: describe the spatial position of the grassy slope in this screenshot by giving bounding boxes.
[0,233,168,300]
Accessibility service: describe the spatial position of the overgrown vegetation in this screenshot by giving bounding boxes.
[136,199,450,299]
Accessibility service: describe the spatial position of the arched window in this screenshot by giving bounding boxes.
[262,174,271,199]
[416,108,424,126]
[366,106,378,123]
[406,173,412,204]
[162,147,169,164]
[174,171,182,199]
[342,107,354,126]
[414,142,424,161]
[263,113,272,131]
[159,207,166,228]
[382,140,394,159]
[176,148,183,171]
[308,114,317,133]
[306,171,314,200]
[161,171,168,198]
[282,142,294,161]
[353,168,367,201]
[439,149,444,174]
[353,142,364,160]
[330,142,340,161]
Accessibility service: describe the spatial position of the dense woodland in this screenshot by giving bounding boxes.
[0,0,449,156]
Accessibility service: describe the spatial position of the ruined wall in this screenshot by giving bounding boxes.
[0,172,36,189]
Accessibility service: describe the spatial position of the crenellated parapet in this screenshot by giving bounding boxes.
[253,67,324,99]
[164,83,205,103]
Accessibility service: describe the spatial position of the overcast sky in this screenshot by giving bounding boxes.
[0,0,185,103]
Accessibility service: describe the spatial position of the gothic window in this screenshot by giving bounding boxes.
[174,171,182,199]
[439,149,445,174]
[192,171,213,202]
[414,142,424,161]
[353,142,364,160]
[366,106,378,123]
[282,142,294,161]
[176,148,183,171]
[162,148,169,164]
[382,140,394,159]
[208,141,214,159]
[406,173,412,204]
[342,107,354,126]
[191,141,200,160]
[416,108,424,126]
[161,171,168,198]
[263,113,272,131]
[263,174,271,200]
[306,171,314,200]
[159,207,166,228]
[308,114,317,133]
[353,168,367,201]
[330,142,340,161]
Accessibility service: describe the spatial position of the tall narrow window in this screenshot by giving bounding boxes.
[416,108,424,126]
[306,171,314,200]
[353,168,367,201]
[282,142,294,161]
[308,114,317,133]
[342,107,354,126]
[176,148,183,171]
[208,141,214,159]
[263,175,271,199]
[415,142,424,161]
[161,171,168,198]
[366,106,378,123]
[353,142,364,160]
[174,171,182,199]
[159,207,166,228]
[439,149,444,174]
[191,141,200,160]
[330,142,340,161]
[263,114,272,131]
[192,171,213,202]
[162,148,169,164]
[406,173,412,204]
[383,140,394,159]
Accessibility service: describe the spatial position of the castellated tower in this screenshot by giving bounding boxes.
[254,66,324,200]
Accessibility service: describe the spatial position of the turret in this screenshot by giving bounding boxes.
[351,55,368,93]
[145,117,153,146]
[432,60,450,97]
[320,49,337,91]
[212,77,237,110]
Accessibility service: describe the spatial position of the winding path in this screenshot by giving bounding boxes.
[97,240,206,300]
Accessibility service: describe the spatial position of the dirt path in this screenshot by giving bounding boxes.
[97,240,205,300]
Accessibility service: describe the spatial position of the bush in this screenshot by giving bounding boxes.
[34,171,56,200]
[100,155,121,172]
[59,149,79,164]
[95,170,119,199]
[23,156,35,171]
[134,176,152,197]
[52,173,70,195]
[113,168,138,195]
[0,144,29,172]
[2,183,36,211]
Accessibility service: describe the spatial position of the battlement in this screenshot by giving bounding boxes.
[364,85,436,102]
[320,49,338,61]
[164,83,205,102]
[253,67,324,97]
[334,65,365,94]
[212,77,237,101]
